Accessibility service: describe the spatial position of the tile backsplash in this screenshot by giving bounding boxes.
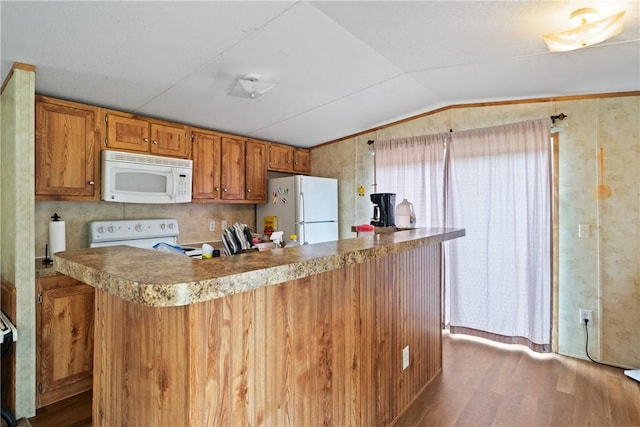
[35,201,256,256]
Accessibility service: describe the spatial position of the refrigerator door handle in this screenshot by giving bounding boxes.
[299,191,305,224]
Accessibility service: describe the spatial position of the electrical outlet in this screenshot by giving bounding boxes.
[578,223,591,238]
[579,308,593,325]
[221,220,228,230]
[209,221,216,232]
[402,346,410,370]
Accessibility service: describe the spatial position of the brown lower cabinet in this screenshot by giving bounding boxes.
[36,275,94,408]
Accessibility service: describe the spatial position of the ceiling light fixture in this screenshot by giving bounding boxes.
[228,74,276,99]
[543,7,626,52]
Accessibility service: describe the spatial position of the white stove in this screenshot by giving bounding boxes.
[89,218,179,249]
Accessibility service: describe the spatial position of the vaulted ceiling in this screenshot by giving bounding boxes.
[2,1,638,147]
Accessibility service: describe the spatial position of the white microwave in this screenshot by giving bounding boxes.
[101,150,192,204]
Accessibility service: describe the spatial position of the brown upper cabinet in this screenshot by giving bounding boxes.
[35,96,101,201]
[220,135,246,201]
[245,139,268,202]
[104,112,190,159]
[268,142,310,174]
[191,130,267,203]
[268,142,293,172]
[191,129,222,201]
[293,148,311,174]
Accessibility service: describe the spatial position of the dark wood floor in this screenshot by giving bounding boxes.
[24,332,640,427]
[26,390,91,427]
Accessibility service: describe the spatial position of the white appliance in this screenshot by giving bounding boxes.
[89,218,179,248]
[256,175,338,245]
[101,150,192,204]
[626,370,640,383]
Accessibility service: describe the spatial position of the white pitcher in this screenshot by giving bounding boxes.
[396,198,416,228]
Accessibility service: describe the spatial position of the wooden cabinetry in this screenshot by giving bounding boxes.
[104,112,189,158]
[245,139,268,202]
[220,135,246,201]
[192,130,267,203]
[268,142,311,174]
[34,96,294,203]
[293,148,311,174]
[191,129,222,200]
[268,142,293,172]
[90,242,443,426]
[35,96,100,201]
[36,275,94,408]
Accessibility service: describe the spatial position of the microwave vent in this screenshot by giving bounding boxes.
[103,150,192,169]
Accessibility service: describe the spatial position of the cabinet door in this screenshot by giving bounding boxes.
[192,130,222,200]
[245,139,267,202]
[268,143,293,172]
[150,123,189,158]
[35,98,99,200]
[220,136,246,200]
[293,148,311,174]
[36,275,94,408]
[105,114,150,152]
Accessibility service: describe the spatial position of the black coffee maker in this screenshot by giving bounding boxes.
[370,193,396,227]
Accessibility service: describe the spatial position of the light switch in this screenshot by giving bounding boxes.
[578,223,591,238]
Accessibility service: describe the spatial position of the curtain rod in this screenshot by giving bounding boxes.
[367,114,567,144]
[550,113,567,124]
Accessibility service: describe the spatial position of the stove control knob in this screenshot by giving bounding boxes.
[135,224,143,232]
[97,226,105,234]
[160,223,166,230]
[168,223,175,230]
[108,226,115,233]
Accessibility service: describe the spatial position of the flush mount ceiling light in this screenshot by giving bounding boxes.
[228,74,276,99]
[543,7,626,52]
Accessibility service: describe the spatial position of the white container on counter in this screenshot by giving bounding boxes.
[396,199,416,228]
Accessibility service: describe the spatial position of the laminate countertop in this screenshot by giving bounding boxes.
[54,227,464,307]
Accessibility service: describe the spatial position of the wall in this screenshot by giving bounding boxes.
[1,65,36,418]
[312,135,375,239]
[312,95,640,368]
[35,202,255,255]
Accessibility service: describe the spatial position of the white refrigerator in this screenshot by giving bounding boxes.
[256,175,339,245]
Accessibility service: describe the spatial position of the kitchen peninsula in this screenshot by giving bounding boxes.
[54,228,463,426]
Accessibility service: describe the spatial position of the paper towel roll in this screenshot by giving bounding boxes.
[49,220,66,254]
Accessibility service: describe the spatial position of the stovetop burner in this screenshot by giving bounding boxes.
[89,218,179,249]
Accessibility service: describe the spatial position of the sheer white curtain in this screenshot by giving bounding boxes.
[376,133,448,227]
[445,119,552,351]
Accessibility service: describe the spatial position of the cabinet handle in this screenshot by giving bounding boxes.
[247,189,252,193]
[215,187,220,192]
[143,137,149,142]
[223,188,228,192]
[153,140,158,145]
[88,181,95,185]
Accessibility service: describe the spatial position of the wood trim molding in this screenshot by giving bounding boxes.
[1,62,36,95]
[315,90,640,148]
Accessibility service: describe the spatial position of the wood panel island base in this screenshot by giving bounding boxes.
[55,228,464,426]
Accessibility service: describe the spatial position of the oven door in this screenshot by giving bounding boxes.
[102,160,177,204]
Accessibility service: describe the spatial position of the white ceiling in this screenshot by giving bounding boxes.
[2,1,638,148]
